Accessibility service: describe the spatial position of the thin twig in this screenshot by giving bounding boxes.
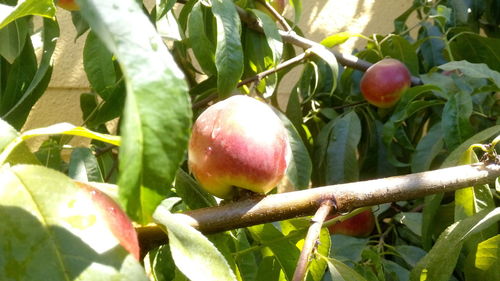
[292,200,335,281]
[255,0,292,32]
[237,52,309,88]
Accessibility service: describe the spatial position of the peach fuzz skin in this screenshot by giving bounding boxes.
[57,0,80,11]
[360,58,411,108]
[327,210,376,237]
[188,95,289,199]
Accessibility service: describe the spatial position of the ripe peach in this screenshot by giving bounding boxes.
[327,210,375,237]
[56,0,80,11]
[188,95,290,199]
[360,58,411,108]
[75,182,140,260]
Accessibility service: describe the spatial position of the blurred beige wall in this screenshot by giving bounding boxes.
[23,0,415,138]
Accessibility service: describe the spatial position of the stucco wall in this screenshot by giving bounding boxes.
[23,0,416,140]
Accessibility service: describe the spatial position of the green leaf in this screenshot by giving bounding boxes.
[464,234,500,281]
[0,123,120,165]
[2,18,58,130]
[68,147,104,183]
[326,257,368,281]
[174,169,217,210]
[450,33,500,72]
[289,0,302,24]
[234,229,258,281]
[212,0,244,98]
[307,46,338,95]
[394,212,422,236]
[410,208,500,281]
[0,165,148,281]
[34,138,62,170]
[0,118,39,166]
[188,2,217,75]
[0,33,36,115]
[417,23,447,70]
[78,0,192,224]
[324,111,362,184]
[330,235,369,263]
[0,0,55,29]
[394,245,427,268]
[441,91,474,151]
[252,9,283,64]
[320,32,366,48]
[0,17,28,63]
[438,60,500,89]
[380,34,419,75]
[307,228,330,281]
[273,109,312,190]
[411,122,444,173]
[441,125,500,167]
[249,223,301,281]
[153,206,237,281]
[0,118,18,152]
[83,31,116,99]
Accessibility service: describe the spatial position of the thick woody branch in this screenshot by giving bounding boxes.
[138,163,500,246]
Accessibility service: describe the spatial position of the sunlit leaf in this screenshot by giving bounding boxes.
[78,0,192,224]
[0,165,147,281]
[153,206,237,281]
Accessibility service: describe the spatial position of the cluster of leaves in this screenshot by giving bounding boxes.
[0,0,499,281]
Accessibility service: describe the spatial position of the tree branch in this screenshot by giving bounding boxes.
[292,200,334,281]
[137,163,500,247]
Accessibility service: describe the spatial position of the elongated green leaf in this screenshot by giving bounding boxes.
[78,0,192,224]
[0,0,55,29]
[417,23,447,70]
[174,169,217,210]
[289,0,302,24]
[441,125,500,167]
[83,31,116,99]
[252,9,283,64]
[153,206,237,281]
[321,32,367,48]
[273,109,311,190]
[0,123,120,165]
[464,234,500,281]
[326,257,368,281]
[0,118,18,151]
[188,2,216,75]
[69,147,104,183]
[2,18,58,129]
[441,91,474,151]
[249,223,301,281]
[234,229,258,281]
[0,17,28,63]
[410,208,500,281]
[380,34,419,75]
[411,122,444,173]
[212,0,244,97]
[394,212,423,236]
[308,46,338,95]
[450,33,500,72]
[394,245,427,268]
[0,165,147,281]
[324,111,361,184]
[438,60,500,88]
[34,138,62,170]
[0,33,36,114]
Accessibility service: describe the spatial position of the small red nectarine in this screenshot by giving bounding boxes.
[327,210,375,237]
[360,58,411,108]
[188,95,290,199]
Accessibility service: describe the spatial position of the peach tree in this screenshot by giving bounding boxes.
[0,0,499,280]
